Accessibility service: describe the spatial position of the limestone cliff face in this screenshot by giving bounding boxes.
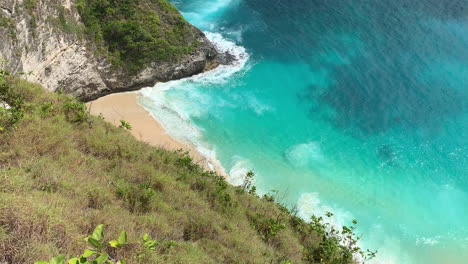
[0,0,219,101]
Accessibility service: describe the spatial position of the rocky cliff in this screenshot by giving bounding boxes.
[0,0,221,101]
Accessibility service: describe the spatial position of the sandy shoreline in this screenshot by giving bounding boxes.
[86,92,226,177]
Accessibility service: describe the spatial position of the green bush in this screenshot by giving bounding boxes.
[0,69,24,132]
[118,120,132,130]
[303,214,377,263]
[249,213,286,242]
[63,99,88,123]
[39,102,54,117]
[76,0,197,72]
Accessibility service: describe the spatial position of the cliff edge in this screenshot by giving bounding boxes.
[0,0,222,101]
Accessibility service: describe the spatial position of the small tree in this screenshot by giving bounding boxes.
[241,171,255,193]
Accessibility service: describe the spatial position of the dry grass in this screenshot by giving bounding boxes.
[0,77,361,263]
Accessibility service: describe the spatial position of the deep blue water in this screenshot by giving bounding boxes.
[139,0,468,263]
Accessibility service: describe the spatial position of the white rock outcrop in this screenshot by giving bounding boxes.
[0,0,220,101]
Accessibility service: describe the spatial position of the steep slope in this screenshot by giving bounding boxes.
[0,0,220,101]
[0,74,373,263]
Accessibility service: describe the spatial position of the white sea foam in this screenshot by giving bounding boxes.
[285,142,325,168]
[364,224,413,264]
[180,0,240,19]
[139,31,249,176]
[416,236,440,246]
[141,32,249,90]
[204,31,250,83]
[296,193,412,264]
[245,95,272,115]
[297,192,367,263]
[228,156,254,186]
[297,192,353,227]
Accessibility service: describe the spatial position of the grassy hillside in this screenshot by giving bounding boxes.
[0,72,374,263]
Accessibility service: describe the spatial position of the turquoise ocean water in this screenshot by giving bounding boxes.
[139,0,468,263]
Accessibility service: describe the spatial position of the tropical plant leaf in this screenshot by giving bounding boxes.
[67,258,80,264]
[83,249,98,258]
[109,240,120,248]
[49,255,66,264]
[86,237,102,249]
[90,224,104,241]
[118,230,127,245]
[94,253,109,264]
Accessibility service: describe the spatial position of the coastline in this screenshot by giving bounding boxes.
[84,31,248,181]
[86,92,227,177]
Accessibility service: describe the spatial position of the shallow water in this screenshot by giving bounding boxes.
[139,0,468,263]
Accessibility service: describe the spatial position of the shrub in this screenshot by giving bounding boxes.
[240,170,255,193]
[249,213,286,242]
[39,102,54,117]
[0,67,24,132]
[76,0,197,72]
[175,150,199,172]
[63,99,88,123]
[138,233,157,259]
[118,120,132,130]
[304,213,377,263]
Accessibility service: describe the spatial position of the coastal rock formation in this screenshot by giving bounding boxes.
[0,0,221,101]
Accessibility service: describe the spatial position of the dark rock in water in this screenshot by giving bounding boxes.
[217,50,237,65]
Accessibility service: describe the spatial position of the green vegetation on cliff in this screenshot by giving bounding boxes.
[0,73,375,263]
[76,0,198,71]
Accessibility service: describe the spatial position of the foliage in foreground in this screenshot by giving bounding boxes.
[0,75,375,263]
[35,224,129,264]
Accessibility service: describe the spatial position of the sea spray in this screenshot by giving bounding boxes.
[139,31,250,177]
[228,156,254,186]
[285,142,325,168]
